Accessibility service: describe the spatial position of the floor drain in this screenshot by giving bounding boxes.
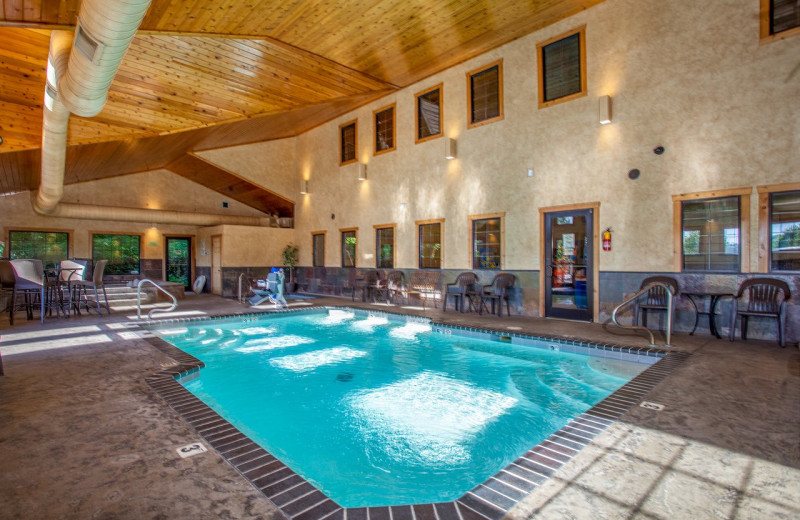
[640,401,665,411]
[336,372,354,382]
[176,442,208,458]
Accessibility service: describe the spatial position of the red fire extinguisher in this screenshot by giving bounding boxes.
[602,228,612,251]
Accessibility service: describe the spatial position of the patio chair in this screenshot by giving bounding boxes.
[480,272,515,317]
[444,272,478,312]
[59,259,88,316]
[0,260,18,325]
[352,270,379,301]
[728,278,791,347]
[73,259,111,315]
[633,276,679,329]
[8,259,48,323]
[375,270,404,303]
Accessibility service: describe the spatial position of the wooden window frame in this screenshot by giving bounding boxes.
[760,0,800,44]
[311,231,326,267]
[468,212,505,270]
[757,182,800,272]
[466,59,504,129]
[671,188,751,273]
[373,103,396,156]
[340,227,358,268]
[339,119,358,166]
[536,25,587,109]
[374,223,397,269]
[4,226,74,260]
[415,84,444,143]
[416,218,445,269]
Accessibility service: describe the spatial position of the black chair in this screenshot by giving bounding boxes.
[729,278,791,347]
[634,276,679,329]
[445,272,478,312]
[352,270,378,302]
[480,272,515,317]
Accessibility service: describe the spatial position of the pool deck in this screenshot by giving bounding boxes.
[0,293,798,519]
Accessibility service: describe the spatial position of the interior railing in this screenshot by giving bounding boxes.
[611,281,675,347]
[137,279,178,320]
[238,273,248,304]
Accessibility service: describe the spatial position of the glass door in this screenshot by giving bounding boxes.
[544,209,593,321]
[165,237,192,290]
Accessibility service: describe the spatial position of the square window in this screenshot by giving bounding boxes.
[769,190,800,272]
[376,227,395,268]
[418,222,442,269]
[537,26,587,107]
[415,85,443,142]
[681,197,741,272]
[340,120,357,165]
[312,233,325,267]
[472,217,502,270]
[467,61,503,128]
[92,234,141,275]
[374,104,396,155]
[341,230,357,268]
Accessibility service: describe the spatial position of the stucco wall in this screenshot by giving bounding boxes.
[196,138,299,203]
[292,0,800,273]
[1,169,267,262]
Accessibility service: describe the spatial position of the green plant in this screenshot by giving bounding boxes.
[281,243,299,283]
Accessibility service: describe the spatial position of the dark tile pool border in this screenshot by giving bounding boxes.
[141,307,690,520]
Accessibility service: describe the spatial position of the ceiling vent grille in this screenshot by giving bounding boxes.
[74,24,101,63]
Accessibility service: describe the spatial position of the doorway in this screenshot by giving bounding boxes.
[211,235,222,295]
[165,237,192,290]
[542,207,595,321]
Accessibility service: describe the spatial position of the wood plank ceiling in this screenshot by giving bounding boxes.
[0,0,605,216]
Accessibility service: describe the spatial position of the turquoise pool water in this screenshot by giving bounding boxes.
[154,309,651,507]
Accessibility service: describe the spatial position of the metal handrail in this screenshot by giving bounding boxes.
[137,279,178,320]
[238,273,248,303]
[611,281,675,347]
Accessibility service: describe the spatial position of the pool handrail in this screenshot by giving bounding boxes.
[136,279,178,320]
[611,281,674,347]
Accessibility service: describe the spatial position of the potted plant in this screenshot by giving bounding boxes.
[281,243,299,292]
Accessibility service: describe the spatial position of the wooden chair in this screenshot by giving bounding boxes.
[480,272,515,317]
[376,270,404,303]
[444,272,478,312]
[729,278,791,347]
[634,276,679,329]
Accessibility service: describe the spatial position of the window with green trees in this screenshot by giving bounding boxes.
[8,230,68,269]
[93,234,140,275]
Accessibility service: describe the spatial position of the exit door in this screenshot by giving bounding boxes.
[544,208,594,321]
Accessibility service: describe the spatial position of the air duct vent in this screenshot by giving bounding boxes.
[74,24,101,63]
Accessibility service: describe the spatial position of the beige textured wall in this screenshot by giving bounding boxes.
[1,170,267,261]
[293,0,800,272]
[196,138,299,202]
[195,225,293,268]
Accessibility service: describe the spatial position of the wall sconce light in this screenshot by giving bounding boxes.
[526,168,535,178]
[300,179,309,194]
[358,163,367,181]
[599,95,612,125]
[445,138,457,160]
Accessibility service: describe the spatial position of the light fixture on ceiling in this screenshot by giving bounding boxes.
[358,163,367,181]
[300,179,309,194]
[527,168,534,178]
[599,95,612,125]
[445,138,457,160]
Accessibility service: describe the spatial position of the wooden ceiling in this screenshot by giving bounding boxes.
[0,0,604,215]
